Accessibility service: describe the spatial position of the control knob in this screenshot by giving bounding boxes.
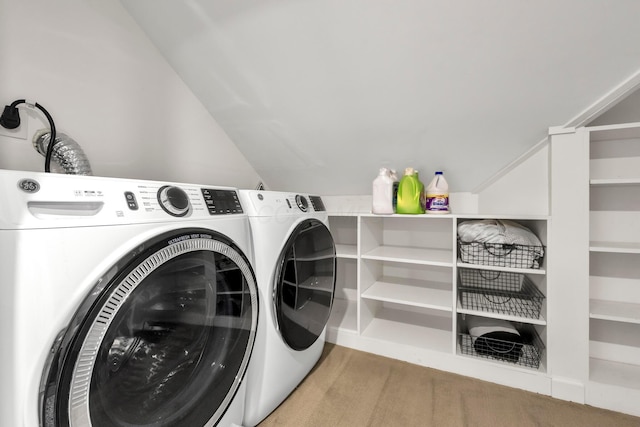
[157,185,190,217]
[295,195,308,212]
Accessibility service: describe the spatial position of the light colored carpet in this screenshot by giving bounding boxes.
[258,343,640,427]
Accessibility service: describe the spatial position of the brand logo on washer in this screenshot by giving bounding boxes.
[18,178,40,193]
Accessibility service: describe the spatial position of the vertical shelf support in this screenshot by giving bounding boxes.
[548,128,590,402]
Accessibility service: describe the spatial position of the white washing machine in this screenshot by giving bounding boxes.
[238,190,336,426]
[0,169,258,427]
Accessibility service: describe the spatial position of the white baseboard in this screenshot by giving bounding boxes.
[552,377,585,403]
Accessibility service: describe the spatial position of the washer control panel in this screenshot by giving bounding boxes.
[0,169,247,228]
[125,185,243,216]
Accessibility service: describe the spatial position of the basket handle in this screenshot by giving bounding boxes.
[479,270,501,280]
[485,339,518,354]
[459,242,471,255]
[483,243,515,257]
[483,294,513,305]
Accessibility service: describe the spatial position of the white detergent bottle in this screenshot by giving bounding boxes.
[389,169,399,212]
[372,167,394,214]
[426,171,450,214]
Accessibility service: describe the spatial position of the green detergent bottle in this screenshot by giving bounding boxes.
[396,167,425,214]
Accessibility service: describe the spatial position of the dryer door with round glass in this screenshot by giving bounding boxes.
[274,219,336,351]
[41,229,258,427]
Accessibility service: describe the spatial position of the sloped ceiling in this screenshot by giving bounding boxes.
[120,0,640,195]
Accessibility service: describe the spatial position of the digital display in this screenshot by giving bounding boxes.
[309,196,326,212]
[201,189,243,215]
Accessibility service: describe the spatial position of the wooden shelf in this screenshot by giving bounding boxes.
[590,299,640,324]
[456,214,550,220]
[588,122,640,142]
[361,307,451,353]
[590,178,640,186]
[362,246,453,267]
[359,213,454,219]
[590,358,640,390]
[456,260,546,275]
[328,298,357,332]
[589,241,640,254]
[362,277,452,312]
[457,304,547,326]
[335,243,357,259]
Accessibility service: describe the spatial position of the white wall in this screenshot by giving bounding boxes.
[476,143,549,215]
[589,87,640,127]
[0,0,261,188]
[121,1,640,196]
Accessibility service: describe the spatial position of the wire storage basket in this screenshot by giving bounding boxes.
[459,268,523,292]
[459,323,544,369]
[458,239,544,269]
[458,269,545,319]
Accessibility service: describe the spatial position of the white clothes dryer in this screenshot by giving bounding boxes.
[0,169,258,427]
[238,190,336,426]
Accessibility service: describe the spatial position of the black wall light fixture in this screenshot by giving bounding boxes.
[0,99,57,172]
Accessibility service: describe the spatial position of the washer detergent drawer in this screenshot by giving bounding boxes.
[28,201,104,218]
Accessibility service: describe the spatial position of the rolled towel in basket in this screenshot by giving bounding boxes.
[458,219,542,247]
[467,316,523,363]
[457,220,544,268]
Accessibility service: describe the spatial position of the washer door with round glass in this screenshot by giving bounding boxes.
[274,219,336,351]
[41,229,258,427]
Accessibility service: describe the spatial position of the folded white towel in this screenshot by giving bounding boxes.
[457,219,543,247]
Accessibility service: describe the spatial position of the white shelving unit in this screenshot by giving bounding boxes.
[326,212,551,395]
[323,122,640,418]
[359,214,455,355]
[586,122,640,416]
[328,215,358,334]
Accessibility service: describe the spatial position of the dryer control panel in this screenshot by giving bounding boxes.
[238,190,327,218]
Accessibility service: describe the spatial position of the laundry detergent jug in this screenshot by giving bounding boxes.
[426,171,450,214]
[389,169,399,213]
[396,167,425,214]
[372,167,394,214]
